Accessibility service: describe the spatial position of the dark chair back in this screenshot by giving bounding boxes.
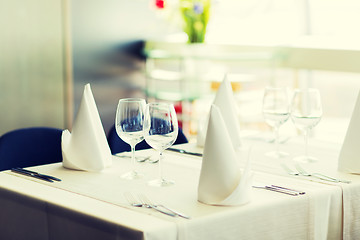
[0,127,63,171]
[107,125,188,155]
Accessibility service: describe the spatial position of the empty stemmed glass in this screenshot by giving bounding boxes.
[290,88,322,163]
[262,86,290,158]
[144,102,178,187]
[115,98,146,179]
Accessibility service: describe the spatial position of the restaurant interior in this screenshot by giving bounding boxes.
[1,0,360,239]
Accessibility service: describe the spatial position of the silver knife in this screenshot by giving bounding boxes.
[13,168,62,181]
[167,148,203,157]
[252,185,305,196]
[155,204,191,219]
[11,168,54,182]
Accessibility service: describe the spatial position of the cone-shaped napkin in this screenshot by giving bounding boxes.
[196,113,209,147]
[62,84,112,171]
[338,90,360,173]
[198,104,252,206]
[197,75,242,148]
[213,75,242,149]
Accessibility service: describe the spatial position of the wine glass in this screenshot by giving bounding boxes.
[290,88,322,163]
[262,87,290,158]
[115,98,146,179]
[144,102,178,187]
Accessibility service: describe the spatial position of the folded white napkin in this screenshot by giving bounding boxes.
[338,89,360,173]
[62,83,112,171]
[197,75,242,149]
[196,113,209,147]
[198,104,252,206]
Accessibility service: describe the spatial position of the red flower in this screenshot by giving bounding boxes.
[155,0,165,9]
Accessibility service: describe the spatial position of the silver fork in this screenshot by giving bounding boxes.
[281,163,300,176]
[124,192,143,207]
[124,192,176,217]
[138,194,177,217]
[138,194,190,219]
[295,164,351,184]
[115,154,152,163]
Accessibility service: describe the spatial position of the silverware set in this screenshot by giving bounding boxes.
[252,185,305,196]
[281,163,351,184]
[124,192,191,219]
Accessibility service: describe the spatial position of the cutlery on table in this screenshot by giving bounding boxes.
[124,192,177,217]
[270,185,305,195]
[295,164,351,184]
[281,163,300,176]
[281,163,351,184]
[11,168,61,182]
[114,154,152,163]
[138,193,191,219]
[115,154,159,163]
[245,135,290,144]
[167,148,203,157]
[252,185,305,196]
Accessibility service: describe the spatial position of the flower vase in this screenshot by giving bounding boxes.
[180,0,211,43]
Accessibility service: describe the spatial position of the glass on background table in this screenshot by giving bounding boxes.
[262,86,290,158]
[290,88,322,163]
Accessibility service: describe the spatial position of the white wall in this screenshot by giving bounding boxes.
[0,0,71,135]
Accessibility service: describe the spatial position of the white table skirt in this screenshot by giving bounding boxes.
[0,137,357,240]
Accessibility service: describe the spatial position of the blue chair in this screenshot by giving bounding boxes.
[107,124,188,155]
[0,127,63,171]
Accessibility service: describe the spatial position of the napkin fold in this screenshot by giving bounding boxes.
[198,104,252,206]
[62,83,112,171]
[197,74,242,149]
[338,89,360,173]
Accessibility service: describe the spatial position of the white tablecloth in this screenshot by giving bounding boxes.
[0,137,358,240]
[238,137,360,240]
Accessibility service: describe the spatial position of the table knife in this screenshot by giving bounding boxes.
[167,148,203,157]
[13,168,62,181]
[11,168,54,182]
[252,185,304,196]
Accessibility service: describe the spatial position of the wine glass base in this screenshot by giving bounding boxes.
[148,178,174,187]
[136,157,148,163]
[121,171,143,180]
[265,151,289,159]
[293,155,318,163]
[147,159,159,164]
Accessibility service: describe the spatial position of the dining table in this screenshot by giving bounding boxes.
[0,134,359,240]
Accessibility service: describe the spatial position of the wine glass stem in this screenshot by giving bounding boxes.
[304,129,309,158]
[158,151,164,182]
[131,144,136,173]
[274,126,280,153]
